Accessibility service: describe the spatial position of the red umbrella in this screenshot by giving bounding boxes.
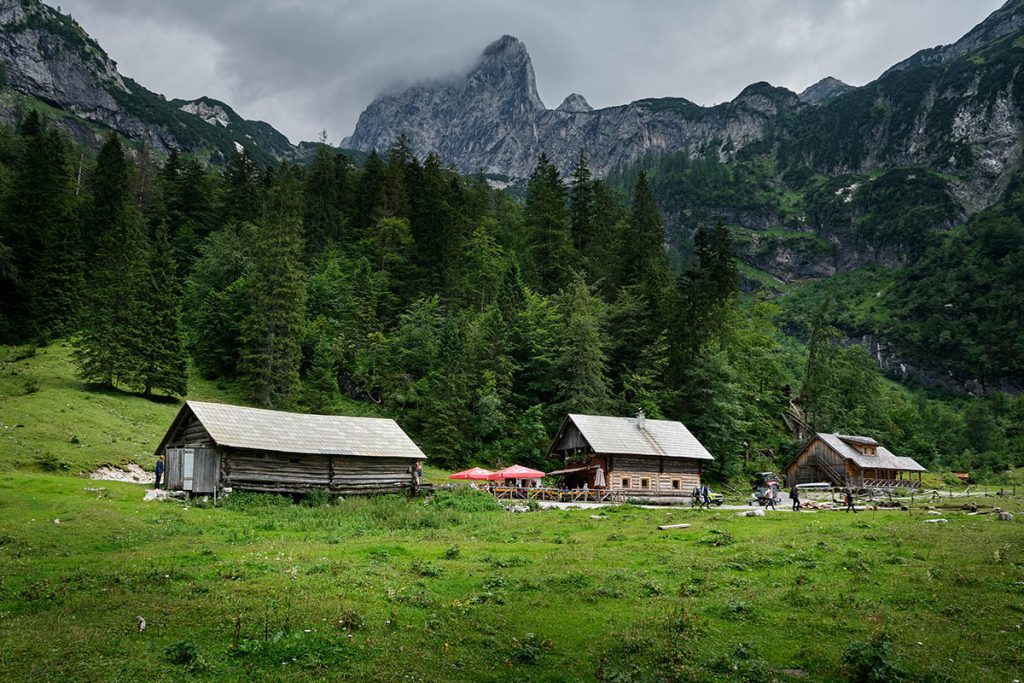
[487,464,546,480]
[449,467,494,480]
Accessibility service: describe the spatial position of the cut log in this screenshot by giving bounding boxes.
[657,523,691,530]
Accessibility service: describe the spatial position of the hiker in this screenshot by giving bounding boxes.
[844,488,856,513]
[691,486,701,508]
[701,483,712,510]
[791,484,801,512]
[154,454,165,489]
[414,461,423,486]
[764,484,776,510]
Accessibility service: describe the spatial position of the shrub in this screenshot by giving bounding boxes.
[443,545,460,559]
[509,632,551,665]
[302,489,331,508]
[842,633,907,683]
[428,487,501,512]
[164,640,205,669]
[36,453,70,472]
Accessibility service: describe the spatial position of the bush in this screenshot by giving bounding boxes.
[164,640,205,669]
[842,633,907,683]
[428,488,500,513]
[35,453,69,472]
[302,489,331,508]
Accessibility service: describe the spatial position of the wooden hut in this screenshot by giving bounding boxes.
[546,411,713,499]
[155,401,426,495]
[782,433,926,490]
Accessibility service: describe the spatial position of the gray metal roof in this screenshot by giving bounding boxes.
[566,414,714,460]
[176,401,426,459]
[818,433,924,472]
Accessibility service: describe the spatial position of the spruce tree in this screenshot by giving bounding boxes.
[524,154,574,293]
[569,149,594,254]
[74,134,147,388]
[239,168,307,408]
[303,138,346,260]
[618,171,673,301]
[129,222,188,397]
[302,337,342,413]
[554,273,612,415]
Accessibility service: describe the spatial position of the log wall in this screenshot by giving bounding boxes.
[221,449,417,495]
[607,455,701,496]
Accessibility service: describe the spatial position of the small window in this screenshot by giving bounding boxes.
[641,478,650,489]
[621,477,631,489]
[671,479,680,490]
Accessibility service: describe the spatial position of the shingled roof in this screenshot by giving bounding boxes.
[817,433,924,471]
[561,414,714,461]
[156,401,426,459]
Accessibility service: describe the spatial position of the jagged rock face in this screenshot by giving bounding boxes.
[344,37,805,177]
[180,99,231,127]
[798,77,855,105]
[0,0,124,113]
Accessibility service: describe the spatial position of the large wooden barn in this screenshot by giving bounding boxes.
[547,411,713,498]
[783,432,927,490]
[155,401,426,495]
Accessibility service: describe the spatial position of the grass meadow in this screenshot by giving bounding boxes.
[1,344,1023,681]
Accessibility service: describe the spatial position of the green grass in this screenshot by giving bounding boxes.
[1,343,1023,680]
[0,343,381,474]
[0,474,1021,681]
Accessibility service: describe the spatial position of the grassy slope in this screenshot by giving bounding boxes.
[0,343,381,474]
[0,475,1021,681]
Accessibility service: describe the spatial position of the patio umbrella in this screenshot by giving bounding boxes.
[449,467,494,480]
[487,464,546,480]
[593,467,606,488]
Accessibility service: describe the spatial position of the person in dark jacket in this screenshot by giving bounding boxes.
[844,488,856,513]
[790,484,801,512]
[701,483,712,509]
[691,486,701,508]
[154,454,165,489]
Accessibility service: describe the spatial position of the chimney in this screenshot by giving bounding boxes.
[636,409,646,430]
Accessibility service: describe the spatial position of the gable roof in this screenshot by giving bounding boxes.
[156,401,426,459]
[815,433,924,472]
[559,413,714,460]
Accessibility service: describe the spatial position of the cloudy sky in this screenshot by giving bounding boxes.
[57,0,1004,145]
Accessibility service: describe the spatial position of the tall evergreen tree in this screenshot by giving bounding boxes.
[303,138,347,260]
[74,134,147,388]
[239,168,307,408]
[554,273,612,415]
[129,222,188,397]
[524,154,574,293]
[569,149,594,254]
[353,150,383,232]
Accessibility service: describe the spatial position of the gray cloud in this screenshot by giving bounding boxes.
[57,0,1005,144]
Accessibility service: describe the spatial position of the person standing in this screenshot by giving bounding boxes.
[844,488,856,513]
[414,461,423,486]
[791,484,801,512]
[701,483,712,510]
[691,485,701,508]
[154,454,165,489]
[764,484,777,510]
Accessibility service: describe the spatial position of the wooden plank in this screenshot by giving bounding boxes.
[657,523,691,530]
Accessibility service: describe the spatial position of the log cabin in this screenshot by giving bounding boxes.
[155,401,426,496]
[782,432,927,490]
[546,411,713,499]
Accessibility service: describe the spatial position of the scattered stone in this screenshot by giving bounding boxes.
[926,510,942,515]
[83,486,106,493]
[589,515,607,520]
[997,511,1014,521]
[737,509,766,517]
[924,518,948,523]
[143,489,187,502]
[90,463,154,484]
[137,615,146,632]
[502,504,529,514]
[53,518,60,524]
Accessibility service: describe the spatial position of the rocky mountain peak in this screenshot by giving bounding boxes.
[466,34,544,110]
[556,93,593,113]
[798,77,856,105]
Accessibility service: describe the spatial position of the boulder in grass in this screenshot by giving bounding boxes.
[737,509,765,517]
[924,518,948,523]
[997,511,1014,521]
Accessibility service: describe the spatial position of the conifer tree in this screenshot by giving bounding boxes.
[303,137,346,260]
[554,273,612,415]
[130,222,187,397]
[569,149,595,254]
[353,150,383,232]
[618,172,673,301]
[74,134,147,388]
[524,153,574,293]
[302,337,342,413]
[239,168,307,408]
[219,147,261,227]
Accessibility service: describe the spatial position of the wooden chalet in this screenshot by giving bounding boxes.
[155,401,426,496]
[547,411,713,498]
[783,433,927,490]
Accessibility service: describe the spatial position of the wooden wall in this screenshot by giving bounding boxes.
[784,439,865,487]
[164,446,220,494]
[607,455,700,496]
[221,450,417,495]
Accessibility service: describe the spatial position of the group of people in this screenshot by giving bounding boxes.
[690,483,714,509]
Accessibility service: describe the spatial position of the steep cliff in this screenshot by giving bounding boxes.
[0,0,293,162]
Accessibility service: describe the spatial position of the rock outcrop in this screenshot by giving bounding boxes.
[797,76,856,105]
